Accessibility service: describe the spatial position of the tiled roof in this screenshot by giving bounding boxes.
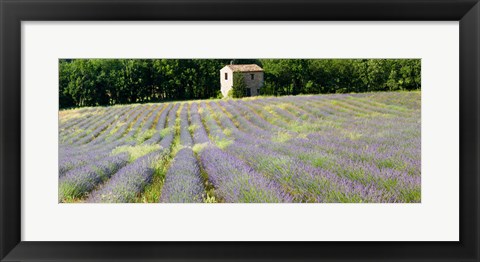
[226,64,264,72]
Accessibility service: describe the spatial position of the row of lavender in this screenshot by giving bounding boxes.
[206,94,420,203]
[59,103,173,202]
[58,91,421,203]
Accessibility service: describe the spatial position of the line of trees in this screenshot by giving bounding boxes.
[261,59,421,96]
[59,59,420,108]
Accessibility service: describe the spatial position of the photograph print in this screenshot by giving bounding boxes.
[58,59,421,203]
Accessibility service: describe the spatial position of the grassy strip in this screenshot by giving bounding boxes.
[188,103,218,203]
[135,103,183,203]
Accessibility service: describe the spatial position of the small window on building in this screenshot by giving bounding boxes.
[250,74,254,80]
[225,73,228,80]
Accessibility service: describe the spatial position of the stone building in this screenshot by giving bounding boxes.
[220,64,264,97]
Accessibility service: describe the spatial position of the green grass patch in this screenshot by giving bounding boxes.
[377,158,406,170]
[379,178,399,191]
[136,129,156,143]
[192,142,208,154]
[112,144,161,162]
[276,103,289,110]
[263,105,276,115]
[343,169,366,182]
[159,127,173,138]
[188,124,198,134]
[109,121,126,135]
[326,190,365,203]
[345,131,363,140]
[70,128,85,137]
[59,183,83,203]
[203,194,218,203]
[272,131,292,143]
[198,159,219,203]
[399,187,421,202]
[387,104,408,112]
[223,128,232,137]
[60,195,85,203]
[61,129,85,142]
[215,138,233,150]
[137,157,168,203]
[289,122,322,133]
[312,156,329,168]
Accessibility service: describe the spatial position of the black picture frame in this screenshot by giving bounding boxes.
[1,0,479,261]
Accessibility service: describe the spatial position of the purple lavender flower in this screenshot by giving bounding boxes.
[59,152,129,201]
[160,148,204,203]
[88,151,165,203]
[59,91,421,203]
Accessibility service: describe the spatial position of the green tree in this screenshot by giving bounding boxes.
[231,73,247,98]
[59,60,75,108]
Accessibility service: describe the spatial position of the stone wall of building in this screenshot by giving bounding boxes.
[240,71,264,96]
[220,67,233,97]
[220,67,264,97]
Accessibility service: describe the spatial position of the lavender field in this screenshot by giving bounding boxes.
[59,91,421,203]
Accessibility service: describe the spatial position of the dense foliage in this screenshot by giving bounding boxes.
[59,59,420,108]
[230,72,248,98]
[261,59,421,96]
